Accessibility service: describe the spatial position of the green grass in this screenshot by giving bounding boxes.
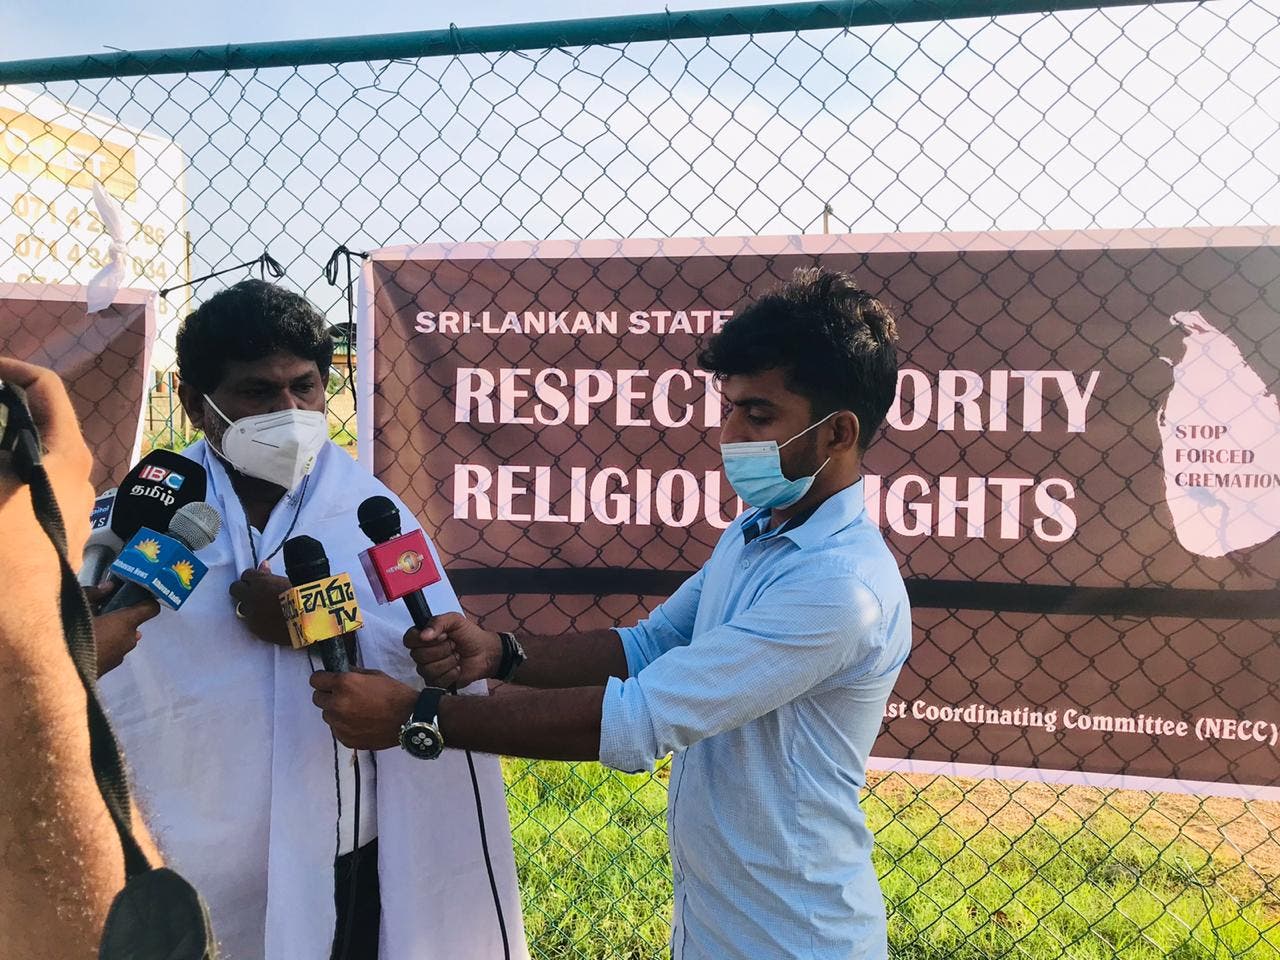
[504,758,674,959]
[868,788,1280,960]
[329,424,357,447]
[503,760,1280,960]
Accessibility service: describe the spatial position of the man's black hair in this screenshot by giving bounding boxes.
[175,279,333,393]
[698,267,899,451]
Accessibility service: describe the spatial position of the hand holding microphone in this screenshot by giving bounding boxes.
[82,454,215,675]
[100,502,221,614]
[290,530,422,748]
[402,612,503,690]
[353,499,522,696]
[353,495,502,688]
[85,582,160,676]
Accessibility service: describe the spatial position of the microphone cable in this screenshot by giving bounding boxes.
[463,746,511,960]
[309,660,507,960]
[443,681,511,958]
[308,647,362,960]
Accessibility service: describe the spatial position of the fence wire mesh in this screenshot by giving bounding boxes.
[3,1,1280,957]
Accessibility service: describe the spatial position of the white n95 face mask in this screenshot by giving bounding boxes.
[204,394,328,490]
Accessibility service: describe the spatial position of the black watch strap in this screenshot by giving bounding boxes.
[412,687,448,724]
[497,631,525,682]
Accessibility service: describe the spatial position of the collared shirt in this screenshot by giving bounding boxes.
[599,480,911,960]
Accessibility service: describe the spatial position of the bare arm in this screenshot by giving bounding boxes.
[405,613,628,690]
[510,629,627,688]
[438,684,605,760]
[1,653,125,959]
[311,668,605,761]
[0,358,161,959]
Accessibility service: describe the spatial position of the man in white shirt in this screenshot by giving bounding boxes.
[99,280,526,960]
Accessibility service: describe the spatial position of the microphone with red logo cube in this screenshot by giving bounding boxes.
[357,496,512,950]
[356,496,442,629]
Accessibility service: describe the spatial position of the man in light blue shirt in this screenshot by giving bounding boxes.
[317,267,912,959]
[602,477,909,958]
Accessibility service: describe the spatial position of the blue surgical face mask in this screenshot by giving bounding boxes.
[720,411,837,510]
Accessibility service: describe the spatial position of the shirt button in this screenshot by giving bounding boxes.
[741,558,750,569]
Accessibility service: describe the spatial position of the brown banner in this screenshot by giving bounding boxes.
[363,230,1280,795]
[0,283,154,490]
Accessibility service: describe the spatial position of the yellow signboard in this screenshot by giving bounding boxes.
[0,107,138,201]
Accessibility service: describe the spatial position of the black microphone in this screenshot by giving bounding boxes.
[86,450,209,595]
[78,486,121,587]
[101,501,222,613]
[282,535,353,673]
[356,495,434,628]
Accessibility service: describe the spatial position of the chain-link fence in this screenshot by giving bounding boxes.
[3,1,1280,957]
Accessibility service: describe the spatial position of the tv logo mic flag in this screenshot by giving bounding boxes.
[358,528,441,604]
[279,573,364,650]
[110,527,208,610]
[136,464,188,490]
[91,488,116,530]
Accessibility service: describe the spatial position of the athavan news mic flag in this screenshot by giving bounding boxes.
[359,229,1280,799]
[0,282,155,488]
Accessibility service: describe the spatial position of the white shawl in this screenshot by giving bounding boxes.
[99,441,528,960]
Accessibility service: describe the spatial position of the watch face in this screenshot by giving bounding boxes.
[400,722,443,759]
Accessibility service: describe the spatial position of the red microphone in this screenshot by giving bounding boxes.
[356,496,441,628]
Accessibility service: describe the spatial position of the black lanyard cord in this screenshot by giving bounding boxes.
[244,476,310,569]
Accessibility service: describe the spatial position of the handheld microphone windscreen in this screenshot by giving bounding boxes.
[110,450,208,544]
[99,502,221,614]
[283,535,331,586]
[357,495,401,545]
[355,496,442,609]
[167,501,222,552]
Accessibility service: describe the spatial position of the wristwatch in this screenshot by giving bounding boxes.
[399,687,448,759]
[497,630,526,682]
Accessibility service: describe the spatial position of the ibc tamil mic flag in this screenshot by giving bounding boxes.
[360,229,1280,799]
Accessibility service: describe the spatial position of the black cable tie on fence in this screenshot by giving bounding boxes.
[160,250,284,300]
[324,244,369,414]
[258,252,285,279]
[323,244,369,287]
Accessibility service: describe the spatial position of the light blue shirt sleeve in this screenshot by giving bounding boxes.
[612,563,706,677]
[599,565,887,773]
